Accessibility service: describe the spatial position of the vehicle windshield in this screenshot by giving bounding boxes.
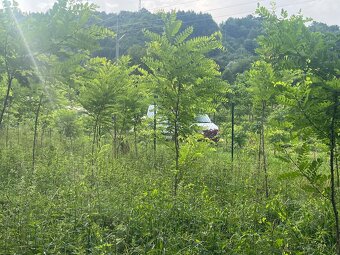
[195,114,211,123]
[147,105,156,118]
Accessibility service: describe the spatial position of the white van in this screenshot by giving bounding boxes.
[146,105,219,141]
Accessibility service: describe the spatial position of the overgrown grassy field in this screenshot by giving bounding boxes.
[0,129,335,254]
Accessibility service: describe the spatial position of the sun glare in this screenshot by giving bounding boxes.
[9,7,53,103]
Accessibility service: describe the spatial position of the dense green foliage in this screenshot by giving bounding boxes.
[0,137,336,254]
[0,0,339,254]
[142,11,224,196]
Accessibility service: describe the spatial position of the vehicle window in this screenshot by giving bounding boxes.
[147,105,155,118]
[195,114,211,123]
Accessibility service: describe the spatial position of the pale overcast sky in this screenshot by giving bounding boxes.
[6,0,340,25]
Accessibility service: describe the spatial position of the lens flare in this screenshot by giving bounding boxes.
[9,7,53,103]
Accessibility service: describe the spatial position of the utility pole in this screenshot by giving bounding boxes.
[116,15,119,60]
[115,15,125,61]
[139,0,142,11]
[116,34,125,61]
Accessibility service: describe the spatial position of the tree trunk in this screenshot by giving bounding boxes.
[113,114,117,159]
[0,76,13,128]
[32,94,43,171]
[153,102,157,163]
[231,102,235,164]
[262,100,269,198]
[330,95,339,254]
[97,124,101,148]
[173,87,181,196]
[133,118,138,157]
[5,124,9,149]
[90,116,100,187]
[173,117,180,196]
[335,144,339,188]
[118,114,128,155]
[257,129,262,172]
[0,38,13,128]
[91,116,99,166]
[40,125,45,148]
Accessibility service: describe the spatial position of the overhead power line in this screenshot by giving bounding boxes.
[37,0,316,56]
[102,0,264,29]
[103,0,316,33]
[149,0,266,13]
[96,0,264,27]
[146,0,201,11]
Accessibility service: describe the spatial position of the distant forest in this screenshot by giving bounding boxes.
[93,9,339,82]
